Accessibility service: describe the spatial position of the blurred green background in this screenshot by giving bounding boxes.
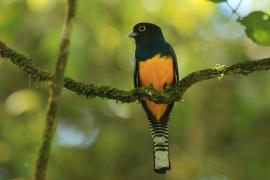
[1,0,270,179]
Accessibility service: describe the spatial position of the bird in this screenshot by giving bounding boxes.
[129,22,179,174]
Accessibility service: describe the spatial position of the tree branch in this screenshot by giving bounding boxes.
[1,41,270,104]
[34,0,77,180]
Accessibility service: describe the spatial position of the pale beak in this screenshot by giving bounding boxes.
[128,31,138,38]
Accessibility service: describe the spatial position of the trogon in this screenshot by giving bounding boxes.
[129,22,179,174]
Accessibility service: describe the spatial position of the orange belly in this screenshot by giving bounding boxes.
[138,54,174,121]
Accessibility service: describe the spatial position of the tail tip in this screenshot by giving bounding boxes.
[154,166,171,174]
[154,151,171,174]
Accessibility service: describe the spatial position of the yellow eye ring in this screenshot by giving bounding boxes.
[139,25,146,32]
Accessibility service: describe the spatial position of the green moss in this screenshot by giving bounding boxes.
[1,41,270,105]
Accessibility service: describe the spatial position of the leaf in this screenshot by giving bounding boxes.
[207,0,227,3]
[239,11,270,46]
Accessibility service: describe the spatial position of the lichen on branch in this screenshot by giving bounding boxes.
[1,41,270,104]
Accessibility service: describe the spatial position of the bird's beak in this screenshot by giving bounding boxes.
[128,31,137,38]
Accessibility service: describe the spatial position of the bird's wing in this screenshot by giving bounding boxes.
[134,58,139,87]
[169,46,179,82]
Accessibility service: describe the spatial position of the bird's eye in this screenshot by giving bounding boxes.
[139,25,146,32]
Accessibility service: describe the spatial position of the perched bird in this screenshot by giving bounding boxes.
[129,22,179,174]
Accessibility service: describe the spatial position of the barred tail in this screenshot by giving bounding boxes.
[149,122,171,174]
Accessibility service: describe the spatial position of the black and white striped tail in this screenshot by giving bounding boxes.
[149,122,170,174]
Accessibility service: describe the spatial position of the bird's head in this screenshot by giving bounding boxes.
[128,22,164,41]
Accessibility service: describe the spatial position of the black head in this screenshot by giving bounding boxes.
[128,22,164,39]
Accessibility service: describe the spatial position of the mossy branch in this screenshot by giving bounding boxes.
[34,0,77,180]
[1,41,270,104]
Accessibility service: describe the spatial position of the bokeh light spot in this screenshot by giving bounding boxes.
[140,0,164,12]
[5,89,40,115]
[56,121,100,148]
[26,0,55,12]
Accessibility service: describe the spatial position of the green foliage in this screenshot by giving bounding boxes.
[208,0,270,46]
[239,11,270,46]
[1,0,270,180]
